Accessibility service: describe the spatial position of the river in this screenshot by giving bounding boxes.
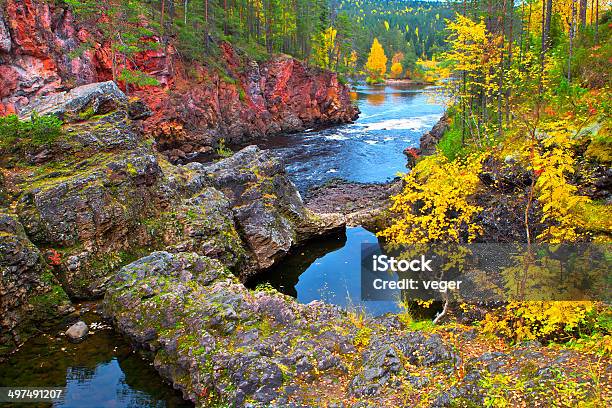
[259,84,445,193]
[0,85,444,407]
[253,84,445,316]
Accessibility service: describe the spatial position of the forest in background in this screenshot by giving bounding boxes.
[61,0,456,87]
[61,0,610,89]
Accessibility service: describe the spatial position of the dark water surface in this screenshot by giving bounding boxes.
[259,84,444,193]
[252,227,402,316]
[0,310,191,408]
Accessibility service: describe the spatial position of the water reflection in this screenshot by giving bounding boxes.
[0,312,192,408]
[364,91,386,106]
[252,227,401,316]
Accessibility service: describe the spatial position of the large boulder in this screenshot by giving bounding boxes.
[0,213,71,358]
[103,252,356,405]
[18,81,128,123]
[5,82,245,297]
[196,146,344,275]
[305,179,403,231]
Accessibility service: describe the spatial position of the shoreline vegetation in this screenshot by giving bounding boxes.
[0,0,610,406]
[356,78,437,86]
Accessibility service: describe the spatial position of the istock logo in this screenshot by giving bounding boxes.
[372,254,433,272]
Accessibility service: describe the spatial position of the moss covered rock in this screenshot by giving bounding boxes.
[103,251,459,407]
[0,213,71,358]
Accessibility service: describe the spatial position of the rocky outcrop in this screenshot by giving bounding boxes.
[188,146,344,274]
[104,251,608,407]
[104,251,458,407]
[409,113,450,157]
[305,179,403,231]
[2,81,344,299]
[0,213,72,358]
[0,0,358,157]
[149,46,359,162]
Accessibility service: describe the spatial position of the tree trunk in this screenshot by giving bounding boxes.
[204,0,209,48]
[579,0,588,29]
[539,0,552,95]
[497,0,507,136]
[568,0,577,83]
[505,0,514,124]
[265,0,273,54]
[161,0,165,34]
[595,0,599,43]
[223,0,228,35]
[518,0,525,68]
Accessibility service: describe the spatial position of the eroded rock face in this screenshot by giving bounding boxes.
[0,0,358,150]
[198,146,340,271]
[103,251,457,406]
[140,46,359,161]
[0,213,71,357]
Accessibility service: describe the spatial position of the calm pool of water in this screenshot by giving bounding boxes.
[0,309,191,408]
[252,227,402,316]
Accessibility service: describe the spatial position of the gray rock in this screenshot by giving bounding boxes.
[504,154,517,164]
[19,81,128,123]
[202,145,344,276]
[0,213,71,358]
[103,252,367,406]
[127,98,152,120]
[65,321,89,342]
[418,113,450,156]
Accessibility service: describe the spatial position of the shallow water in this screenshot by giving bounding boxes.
[259,84,444,193]
[0,309,192,408]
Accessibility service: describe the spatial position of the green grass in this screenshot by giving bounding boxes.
[438,126,466,161]
[0,113,63,150]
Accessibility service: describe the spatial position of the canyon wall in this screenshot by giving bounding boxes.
[0,0,359,161]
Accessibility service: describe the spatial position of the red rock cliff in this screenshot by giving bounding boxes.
[0,0,359,160]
